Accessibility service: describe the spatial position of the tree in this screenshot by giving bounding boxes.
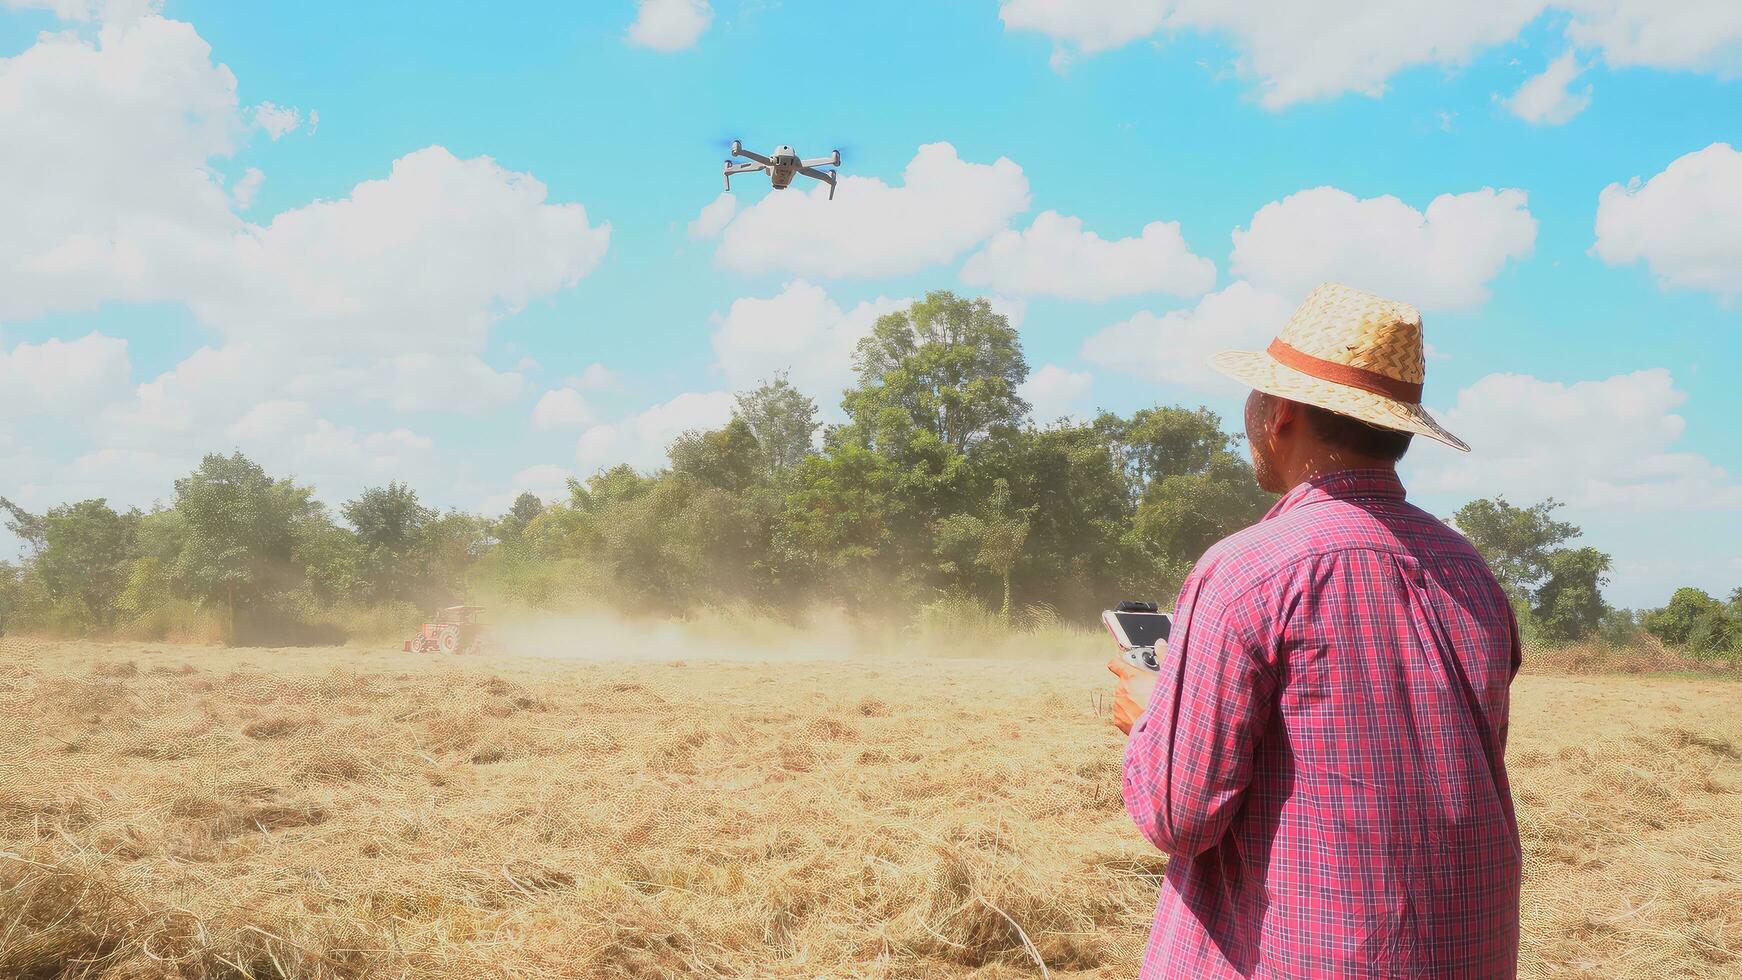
[668,417,763,493]
[509,492,545,526]
[844,291,1029,456]
[1097,406,1236,502]
[1132,450,1272,571]
[935,479,1033,618]
[0,496,46,554]
[33,499,139,629]
[1451,497,1580,600]
[171,452,317,638]
[734,374,819,474]
[343,482,436,604]
[1532,546,1610,643]
[1643,587,1727,647]
[344,482,433,554]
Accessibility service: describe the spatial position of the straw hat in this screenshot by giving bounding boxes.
[1208,282,1469,452]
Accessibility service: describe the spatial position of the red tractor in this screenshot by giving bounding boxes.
[404,605,487,654]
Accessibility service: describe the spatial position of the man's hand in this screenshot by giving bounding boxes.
[1107,656,1159,735]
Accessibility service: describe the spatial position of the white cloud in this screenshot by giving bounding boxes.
[1564,0,1742,76]
[232,166,265,210]
[1409,369,1742,510]
[1231,186,1537,310]
[254,101,302,139]
[716,142,1030,279]
[204,146,610,358]
[987,296,1028,329]
[960,210,1216,301]
[999,0,1542,107]
[1021,364,1095,423]
[0,333,132,419]
[998,1,1742,108]
[576,391,735,472]
[1592,142,1742,299]
[572,363,618,389]
[1080,281,1295,392]
[533,387,596,430]
[1506,51,1592,124]
[710,280,908,405]
[2,0,153,23]
[687,192,738,239]
[626,0,712,51]
[0,13,244,321]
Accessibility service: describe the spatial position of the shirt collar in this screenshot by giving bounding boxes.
[1264,467,1407,521]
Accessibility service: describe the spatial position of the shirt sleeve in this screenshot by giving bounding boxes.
[1122,562,1281,858]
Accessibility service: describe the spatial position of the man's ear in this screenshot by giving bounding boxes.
[1267,396,1300,440]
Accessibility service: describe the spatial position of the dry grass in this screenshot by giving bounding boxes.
[2,634,1738,978]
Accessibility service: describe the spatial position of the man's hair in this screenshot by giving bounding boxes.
[1299,402,1414,462]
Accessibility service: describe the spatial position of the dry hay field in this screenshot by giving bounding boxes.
[2,635,1739,979]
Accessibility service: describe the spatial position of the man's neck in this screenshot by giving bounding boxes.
[1285,453,1398,488]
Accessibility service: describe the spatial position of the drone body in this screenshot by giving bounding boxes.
[723,141,841,199]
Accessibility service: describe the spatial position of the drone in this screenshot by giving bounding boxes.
[722,141,841,200]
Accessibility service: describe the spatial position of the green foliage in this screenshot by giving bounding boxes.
[342,482,436,604]
[12,291,1718,662]
[843,290,1028,458]
[1531,546,1611,644]
[171,452,319,629]
[1641,586,1741,660]
[734,374,819,474]
[669,416,764,493]
[31,499,138,630]
[1452,497,1580,599]
[1642,587,1723,646]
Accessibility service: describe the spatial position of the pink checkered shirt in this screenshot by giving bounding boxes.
[1123,468,1522,978]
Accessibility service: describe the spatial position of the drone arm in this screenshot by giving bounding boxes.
[732,145,774,166]
[798,165,838,200]
[723,160,763,190]
[801,151,840,168]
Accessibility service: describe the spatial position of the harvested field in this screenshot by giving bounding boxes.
[1,638,1738,978]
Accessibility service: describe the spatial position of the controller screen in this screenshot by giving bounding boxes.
[1113,611,1171,648]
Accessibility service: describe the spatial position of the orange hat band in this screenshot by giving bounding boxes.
[1266,338,1423,404]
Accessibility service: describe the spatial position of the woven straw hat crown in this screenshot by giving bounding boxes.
[1279,284,1424,386]
[1207,282,1469,452]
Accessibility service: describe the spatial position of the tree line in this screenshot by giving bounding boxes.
[1,291,1735,661]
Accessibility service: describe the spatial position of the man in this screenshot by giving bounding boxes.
[1109,283,1522,978]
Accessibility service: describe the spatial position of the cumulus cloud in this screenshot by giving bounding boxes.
[232,167,265,210]
[710,280,908,406]
[960,210,1216,301]
[1506,51,1592,124]
[716,142,1030,279]
[571,363,618,389]
[687,192,738,239]
[533,387,596,430]
[1080,281,1295,393]
[0,8,621,523]
[1564,0,1742,76]
[626,0,712,51]
[998,1,1742,108]
[999,0,1541,107]
[1020,364,1095,424]
[0,13,244,321]
[576,391,736,472]
[1231,186,1537,310]
[1410,369,1742,510]
[254,101,303,139]
[1593,142,1742,299]
[0,333,132,419]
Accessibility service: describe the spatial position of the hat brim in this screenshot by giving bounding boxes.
[1209,349,1470,453]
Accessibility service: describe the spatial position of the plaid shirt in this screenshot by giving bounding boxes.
[1124,468,1522,978]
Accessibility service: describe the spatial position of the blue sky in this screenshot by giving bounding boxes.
[1,0,1739,607]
